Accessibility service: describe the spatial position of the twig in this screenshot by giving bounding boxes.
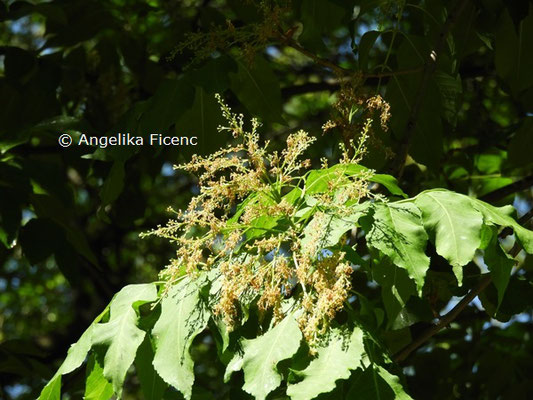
[283,37,350,75]
[392,208,533,363]
[281,35,424,79]
[480,174,533,203]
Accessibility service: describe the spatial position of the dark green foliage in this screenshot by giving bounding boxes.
[1,0,533,399]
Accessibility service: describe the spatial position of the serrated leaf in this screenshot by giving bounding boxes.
[226,314,302,400]
[84,353,113,400]
[415,190,483,284]
[366,202,430,293]
[92,284,158,397]
[470,198,533,253]
[152,278,210,400]
[287,327,365,400]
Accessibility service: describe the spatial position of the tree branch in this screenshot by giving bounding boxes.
[392,208,533,363]
[280,34,424,80]
[282,37,350,75]
[480,174,533,203]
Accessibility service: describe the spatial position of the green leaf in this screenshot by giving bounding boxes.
[434,72,462,125]
[84,353,113,400]
[226,314,302,400]
[229,56,283,124]
[366,202,430,293]
[305,166,347,194]
[38,307,110,399]
[347,365,413,400]
[375,366,413,400]
[100,161,125,207]
[299,0,345,51]
[469,198,533,253]
[370,174,407,198]
[484,238,514,309]
[139,78,195,133]
[358,30,381,71]
[415,190,483,284]
[287,327,365,400]
[187,55,237,94]
[495,10,533,93]
[175,86,226,156]
[371,261,418,329]
[135,336,168,400]
[387,71,443,170]
[92,284,158,397]
[152,278,210,400]
[246,215,281,241]
[306,164,406,198]
[508,118,533,167]
[38,375,61,400]
[301,208,365,258]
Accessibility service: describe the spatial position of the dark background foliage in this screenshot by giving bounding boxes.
[0,0,532,399]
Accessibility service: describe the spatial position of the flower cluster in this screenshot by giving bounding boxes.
[170,1,289,66]
[144,94,389,345]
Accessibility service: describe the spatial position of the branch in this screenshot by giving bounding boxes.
[480,174,533,203]
[392,208,533,363]
[390,0,469,178]
[282,37,350,75]
[281,81,340,98]
[280,34,424,79]
[392,274,491,363]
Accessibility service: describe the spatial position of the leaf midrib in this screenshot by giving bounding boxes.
[426,193,460,264]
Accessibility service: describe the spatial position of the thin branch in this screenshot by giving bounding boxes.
[365,66,424,78]
[281,81,340,98]
[280,34,424,79]
[392,274,492,363]
[480,174,533,203]
[390,0,469,178]
[392,209,533,363]
[282,37,351,75]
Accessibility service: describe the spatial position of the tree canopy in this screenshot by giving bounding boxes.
[1,0,533,399]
